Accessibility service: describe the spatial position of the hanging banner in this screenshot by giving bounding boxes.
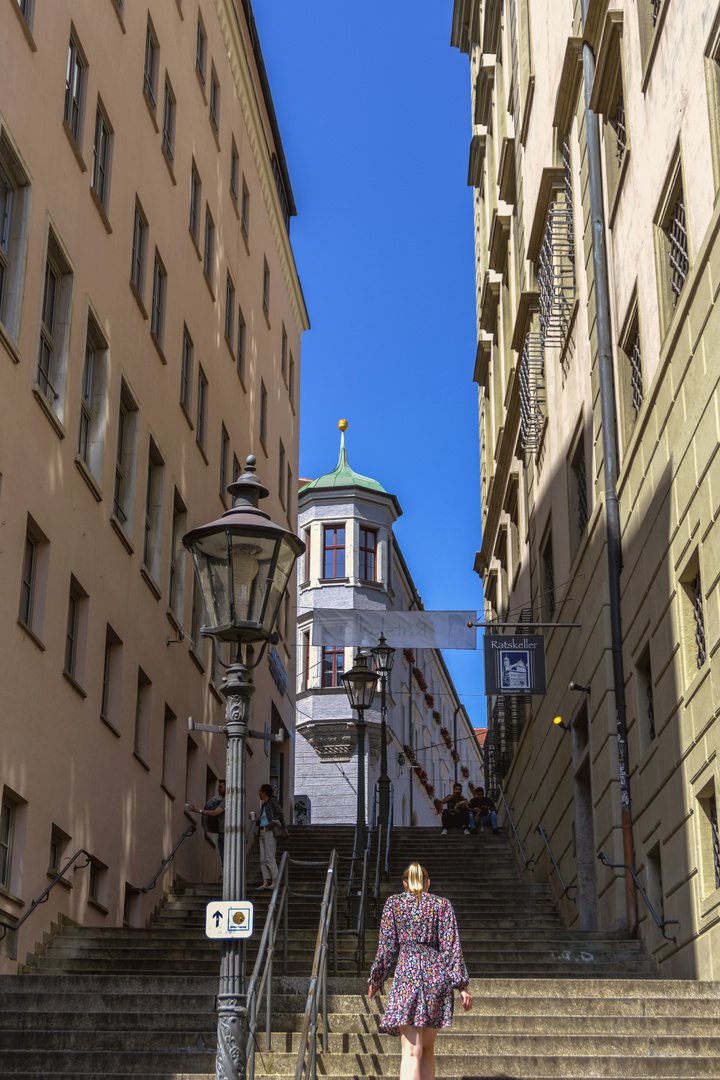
[483,635,547,695]
[309,610,477,650]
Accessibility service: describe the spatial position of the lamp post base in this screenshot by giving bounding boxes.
[216,993,247,1080]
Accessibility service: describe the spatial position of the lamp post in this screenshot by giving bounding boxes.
[342,654,378,855]
[182,455,304,1080]
[371,634,395,832]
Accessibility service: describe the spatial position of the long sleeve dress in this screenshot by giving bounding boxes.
[367,892,469,1035]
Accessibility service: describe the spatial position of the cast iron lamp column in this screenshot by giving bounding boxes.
[371,634,395,832]
[342,654,378,855]
[182,456,304,1080]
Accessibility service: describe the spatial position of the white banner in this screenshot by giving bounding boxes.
[309,610,477,651]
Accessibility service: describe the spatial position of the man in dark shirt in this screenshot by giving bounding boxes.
[469,787,499,834]
[440,782,472,835]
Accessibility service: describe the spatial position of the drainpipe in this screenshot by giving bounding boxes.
[453,704,461,784]
[580,0,638,937]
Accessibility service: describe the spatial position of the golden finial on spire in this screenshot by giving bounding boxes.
[338,419,348,431]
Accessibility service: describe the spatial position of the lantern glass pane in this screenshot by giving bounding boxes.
[262,535,299,635]
[193,533,231,630]
[229,534,276,627]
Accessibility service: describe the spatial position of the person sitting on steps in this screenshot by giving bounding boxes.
[469,787,500,835]
[439,782,472,836]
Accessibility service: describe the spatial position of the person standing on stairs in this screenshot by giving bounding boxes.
[251,783,286,890]
[439,783,472,835]
[367,862,473,1080]
[187,779,226,866]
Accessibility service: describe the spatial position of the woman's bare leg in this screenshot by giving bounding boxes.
[419,1027,437,1080]
[399,1026,423,1080]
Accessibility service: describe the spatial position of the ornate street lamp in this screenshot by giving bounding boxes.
[342,654,378,855]
[371,634,395,831]
[183,455,304,1080]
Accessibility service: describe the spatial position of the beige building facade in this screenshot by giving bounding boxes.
[0,0,308,972]
[452,0,720,977]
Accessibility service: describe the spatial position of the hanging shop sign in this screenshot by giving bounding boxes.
[483,635,547,695]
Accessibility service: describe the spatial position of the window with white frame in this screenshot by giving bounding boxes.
[100,624,122,729]
[225,274,235,345]
[241,178,250,238]
[150,250,166,347]
[130,199,147,302]
[220,424,229,499]
[134,667,152,763]
[196,15,207,86]
[113,381,139,531]
[91,101,112,215]
[180,325,193,413]
[64,31,87,149]
[230,139,239,202]
[64,575,88,684]
[0,793,16,891]
[237,307,246,382]
[209,65,220,132]
[36,230,74,420]
[77,311,108,485]
[143,18,159,113]
[203,205,214,286]
[18,515,49,641]
[189,161,201,244]
[0,128,32,343]
[162,76,176,166]
[142,439,165,582]
[196,366,208,450]
[168,490,186,622]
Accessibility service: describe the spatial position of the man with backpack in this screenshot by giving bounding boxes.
[188,779,225,864]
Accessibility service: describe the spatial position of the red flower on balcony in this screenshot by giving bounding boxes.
[440,727,452,749]
[426,784,435,796]
[460,766,470,780]
[432,710,441,723]
[434,798,443,815]
[403,648,415,665]
[451,749,460,764]
[403,744,416,764]
[424,693,435,710]
[412,667,428,693]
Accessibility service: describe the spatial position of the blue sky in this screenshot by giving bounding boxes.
[252,2,486,725]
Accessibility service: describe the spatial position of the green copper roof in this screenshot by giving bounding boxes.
[299,429,387,495]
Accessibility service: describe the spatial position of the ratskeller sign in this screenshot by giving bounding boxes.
[483,635,547,695]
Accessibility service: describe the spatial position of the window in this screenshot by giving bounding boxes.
[100,624,122,730]
[0,794,16,890]
[636,645,655,757]
[654,153,690,337]
[130,199,148,303]
[541,529,555,622]
[302,630,311,690]
[168,490,187,621]
[189,161,201,244]
[259,380,267,445]
[162,76,176,166]
[241,178,250,238]
[638,0,668,83]
[64,32,87,148]
[180,325,193,413]
[134,667,152,763]
[237,307,246,382]
[281,324,287,382]
[91,101,112,216]
[618,298,645,444]
[16,0,34,32]
[230,139,239,202]
[87,857,107,906]
[49,825,70,876]
[569,430,588,553]
[190,574,204,652]
[359,527,377,581]
[220,424,229,499]
[225,274,235,345]
[143,19,159,113]
[323,525,345,578]
[37,231,73,418]
[113,381,139,531]
[287,464,293,518]
[196,366,208,450]
[143,439,165,582]
[64,576,88,684]
[697,780,720,896]
[303,527,311,582]
[196,15,207,85]
[591,15,629,221]
[680,558,706,676]
[162,705,177,793]
[76,311,108,485]
[278,440,285,504]
[0,127,32,343]
[262,258,270,313]
[18,516,48,640]
[209,66,220,133]
[203,205,214,287]
[150,251,166,348]
[233,454,241,482]
[19,531,37,628]
[271,153,291,233]
[704,16,720,191]
[289,353,295,404]
[538,137,575,349]
[322,646,345,688]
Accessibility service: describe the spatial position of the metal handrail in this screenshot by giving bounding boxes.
[536,824,577,901]
[246,850,290,1075]
[129,823,197,894]
[384,783,394,880]
[598,849,679,943]
[497,786,534,870]
[372,824,383,925]
[294,850,338,1080]
[0,848,95,943]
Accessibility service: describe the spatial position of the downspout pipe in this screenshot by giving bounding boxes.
[580,1,638,938]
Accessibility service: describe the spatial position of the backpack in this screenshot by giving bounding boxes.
[202,796,221,834]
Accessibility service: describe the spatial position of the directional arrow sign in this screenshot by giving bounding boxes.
[205,900,254,939]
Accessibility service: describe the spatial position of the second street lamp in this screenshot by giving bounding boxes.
[371,633,395,832]
[342,653,378,855]
[182,455,304,1080]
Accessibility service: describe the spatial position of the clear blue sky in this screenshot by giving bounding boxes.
[252,2,486,726]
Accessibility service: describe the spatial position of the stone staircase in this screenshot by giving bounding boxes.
[0,824,718,1077]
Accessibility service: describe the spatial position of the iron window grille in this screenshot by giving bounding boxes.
[646,663,656,741]
[611,94,627,169]
[519,330,545,452]
[651,0,663,29]
[629,328,644,421]
[710,793,720,891]
[692,573,707,669]
[667,191,689,307]
[542,536,556,620]
[571,440,589,536]
[538,138,576,347]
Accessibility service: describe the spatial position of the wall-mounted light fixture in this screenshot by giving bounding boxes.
[569,681,591,694]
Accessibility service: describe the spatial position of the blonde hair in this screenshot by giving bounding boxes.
[403,862,429,901]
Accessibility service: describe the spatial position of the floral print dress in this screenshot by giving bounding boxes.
[368,892,469,1035]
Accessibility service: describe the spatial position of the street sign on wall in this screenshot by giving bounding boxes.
[483,635,547,695]
[205,901,254,939]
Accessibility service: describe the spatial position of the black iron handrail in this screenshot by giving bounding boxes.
[246,850,290,1074]
[537,824,577,901]
[129,822,197,894]
[372,823,383,926]
[0,848,95,943]
[598,849,679,943]
[294,850,338,1080]
[498,785,534,870]
[384,782,394,881]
